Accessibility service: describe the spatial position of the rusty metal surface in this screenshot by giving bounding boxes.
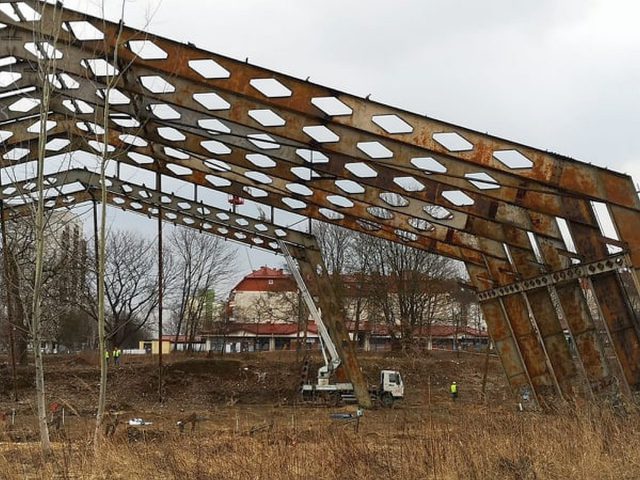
[298,248,372,408]
[466,264,533,400]
[2,0,637,213]
[0,0,640,402]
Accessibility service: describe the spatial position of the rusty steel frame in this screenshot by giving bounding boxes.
[1,0,640,405]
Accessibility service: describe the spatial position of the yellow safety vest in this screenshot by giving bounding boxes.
[105,351,110,359]
[450,384,458,394]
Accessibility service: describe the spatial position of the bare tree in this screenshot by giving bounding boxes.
[83,230,164,345]
[168,227,237,350]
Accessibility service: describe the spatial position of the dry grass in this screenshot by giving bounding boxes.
[1,404,639,480]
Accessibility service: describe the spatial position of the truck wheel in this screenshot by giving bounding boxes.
[381,392,394,408]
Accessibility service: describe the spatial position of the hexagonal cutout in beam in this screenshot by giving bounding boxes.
[493,149,533,169]
[433,132,473,152]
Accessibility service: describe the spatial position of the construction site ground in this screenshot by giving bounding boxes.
[0,349,509,423]
[1,350,638,479]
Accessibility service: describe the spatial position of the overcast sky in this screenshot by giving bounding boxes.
[61,0,640,285]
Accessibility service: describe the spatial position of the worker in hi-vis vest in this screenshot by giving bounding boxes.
[104,349,110,366]
[450,381,458,401]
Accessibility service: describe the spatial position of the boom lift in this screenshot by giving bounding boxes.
[279,241,405,407]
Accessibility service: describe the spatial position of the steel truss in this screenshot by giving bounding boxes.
[1,0,640,406]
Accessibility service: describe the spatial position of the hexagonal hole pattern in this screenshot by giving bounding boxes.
[111,114,140,128]
[424,205,453,220]
[408,217,434,232]
[335,180,365,194]
[246,153,276,168]
[372,114,413,134]
[140,75,175,94]
[25,42,63,60]
[167,164,193,176]
[9,97,40,112]
[433,132,473,152]
[98,88,130,105]
[51,73,80,90]
[393,176,425,192]
[198,118,231,134]
[411,157,447,173]
[368,206,394,220]
[250,78,291,98]
[149,103,181,120]
[83,58,118,77]
[357,141,393,159]
[248,133,280,150]
[67,21,104,41]
[119,134,147,147]
[345,162,377,178]
[296,149,329,164]
[379,192,409,207]
[128,40,167,60]
[164,147,189,160]
[311,97,352,116]
[282,197,307,210]
[319,208,345,220]
[286,183,313,196]
[158,127,186,142]
[201,140,231,155]
[303,125,339,143]
[3,147,30,161]
[8,3,41,21]
[188,59,230,79]
[290,167,319,181]
[193,92,230,110]
[62,99,94,114]
[45,139,70,151]
[243,186,268,198]
[206,175,231,187]
[244,171,272,184]
[465,172,500,190]
[493,149,533,169]
[76,121,104,135]
[248,109,285,127]
[88,140,115,154]
[128,152,154,165]
[357,219,381,231]
[27,120,56,134]
[442,190,475,206]
[0,71,21,88]
[205,159,231,172]
[396,229,418,242]
[0,130,13,142]
[326,195,354,208]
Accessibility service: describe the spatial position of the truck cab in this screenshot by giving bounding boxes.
[379,370,404,406]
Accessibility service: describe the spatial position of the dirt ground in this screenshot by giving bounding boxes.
[2,351,639,479]
[0,349,509,437]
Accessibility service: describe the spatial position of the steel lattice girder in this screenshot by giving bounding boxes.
[1,0,640,402]
[0,168,318,256]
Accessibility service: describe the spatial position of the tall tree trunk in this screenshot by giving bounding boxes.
[32,58,52,456]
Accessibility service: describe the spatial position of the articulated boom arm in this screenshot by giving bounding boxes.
[278,240,341,373]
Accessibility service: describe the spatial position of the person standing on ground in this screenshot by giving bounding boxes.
[104,349,110,366]
[114,347,122,366]
[450,381,458,401]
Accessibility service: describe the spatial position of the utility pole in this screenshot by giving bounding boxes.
[0,201,18,402]
[156,168,164,404]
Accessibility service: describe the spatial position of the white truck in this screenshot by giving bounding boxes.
[279,241,404,407]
